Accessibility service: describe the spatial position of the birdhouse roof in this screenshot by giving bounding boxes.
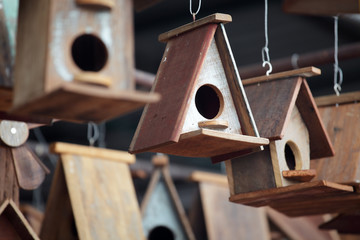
[0,199,39,240]
[243,74,334,159]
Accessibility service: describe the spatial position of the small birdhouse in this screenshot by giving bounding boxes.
[141,155,195,240]
[12,0,159,123]
[188,171,270,240]
[226,68,334,196]
[41,142,145,240]
[130,14,268,161]
[0,199,39,240]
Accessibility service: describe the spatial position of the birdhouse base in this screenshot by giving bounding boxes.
[148,129,269,161]
[229,180,360,217]
[11,83,160,123]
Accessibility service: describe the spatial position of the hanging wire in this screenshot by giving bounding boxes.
[291,53,300,69]
[189,0,201,21]
[333,16,343,96]
[87,122,99,147]
[262,0,272,76]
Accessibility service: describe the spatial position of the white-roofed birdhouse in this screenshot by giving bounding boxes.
[129,14,268,162]
[12,0,159,123]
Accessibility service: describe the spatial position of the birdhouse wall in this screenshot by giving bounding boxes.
[270,105,310,187]
[14,0,134,108]
[0,146,19,205]
[181,39,241,135]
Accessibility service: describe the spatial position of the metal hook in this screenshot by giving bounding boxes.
[189,0,201,21]
[87,122,99,147]
[262,61,272,76]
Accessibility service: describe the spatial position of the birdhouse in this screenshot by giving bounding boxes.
[41,142,145,240]
[130,14,269,161]
[141,155,195,240]
[0,199,39,240]
[188,171,270,240]
[11,0,159,123]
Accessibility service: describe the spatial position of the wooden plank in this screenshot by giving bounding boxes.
[315,91,360,107]
[158,13,231,42]
[242,67,321,86]
[0,146,19,205]
[189,171,228,187]
[283,0,360,16]
[229,180,354,207]
[320,213,360,234]
[267,208,340,240]
[50,142,135,164]
[197,182,270,240]
[296,80,335,159]
[148,129,269,160]
[130,24,218,153]
[62,154,145,239]
[311,102,360,183]
[244,77,302,140]
[282,169,316,182]
[75,0,114,8]
[12,83,160,123]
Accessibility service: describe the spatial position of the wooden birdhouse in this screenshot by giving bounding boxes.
[141,155,195,240]
[11,0,159,123]
[188,171,270,240]
[0,199,39,240]
[40,142,145,240]
[130,14,269,161]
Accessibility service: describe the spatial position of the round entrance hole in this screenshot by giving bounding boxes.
[71,34,108,72]
[195,85,223,119]
[148,226,175,240]
[284,143,297,170]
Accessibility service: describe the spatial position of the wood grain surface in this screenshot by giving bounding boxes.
[0,146,19,205]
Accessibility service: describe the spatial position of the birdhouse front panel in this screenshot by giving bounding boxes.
[182,39,241,135]
[270,105,310,187]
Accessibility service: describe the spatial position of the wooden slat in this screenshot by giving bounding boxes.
[75,0,114,8]
[158,13,231,42]
[0,146,19,205]
[189,171,228,187]
[244,77,302,140]
[50,142,135,164]
[242,67,321,86]
[130,24,218,153]
[283,0,360,16]
[282,169,316,182]
[315,91,360,107]
[311,102,360,184]
[319,213,360,234]
[296,80,334,159]
[147,129,269,160]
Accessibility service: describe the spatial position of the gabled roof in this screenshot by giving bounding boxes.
[0,199,39,240]
[243,74,334,159]
[141,155,195,240]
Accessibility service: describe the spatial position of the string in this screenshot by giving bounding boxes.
[262,0,272,76]
[333,16,343,96]
[189,0,201,21]
[87,122,99,147]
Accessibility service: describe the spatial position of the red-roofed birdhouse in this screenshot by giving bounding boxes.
[129,14,269,162]
[12,0,159,123]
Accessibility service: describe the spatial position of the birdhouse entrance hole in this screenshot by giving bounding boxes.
[71,34,108,72]
[284,142,301,170]
[195,85,224,119]
[148,226,175,240]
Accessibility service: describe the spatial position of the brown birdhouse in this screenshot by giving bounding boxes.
[12,0,159,123]
[130,14,269,161]
[41,142,145,240]
[141,155,195,240]
[0,199,39,240]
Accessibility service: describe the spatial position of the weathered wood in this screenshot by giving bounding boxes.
[282,169,316,182]
[159,13,232,42]
[242,67,321,86]
[50,142,135,164]
[0,199,39,240]
[0,146,19,205]
[75,0,114,8]
[283,0,360,16]
[319,213,360,234]
[141,157,195,240]
[0,120,29,147]
[312,102,360,183]
[315,91,360,107]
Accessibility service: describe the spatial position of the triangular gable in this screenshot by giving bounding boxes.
[141,156,195,240]
[244,75,334,159]
[41,142,144,240]
[0,199,39,240]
